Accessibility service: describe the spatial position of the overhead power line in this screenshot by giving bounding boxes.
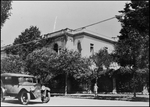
[72,6,147,32]
[72,16,117,32]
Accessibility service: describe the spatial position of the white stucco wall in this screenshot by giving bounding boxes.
[73,35,84,52]
[65,36,74,50]
[46,33,115,58]
[81,35,115,57]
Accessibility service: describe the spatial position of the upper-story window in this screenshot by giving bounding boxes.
[53,43,58,53]
[77,40,82,53]
[90,43,94,55]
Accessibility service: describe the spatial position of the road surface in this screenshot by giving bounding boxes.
[1,96,149,106]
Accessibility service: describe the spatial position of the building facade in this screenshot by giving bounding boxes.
[43,28,117,57]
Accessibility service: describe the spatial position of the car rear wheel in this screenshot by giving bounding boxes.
[19,90,30,105]
[41,92,50,103]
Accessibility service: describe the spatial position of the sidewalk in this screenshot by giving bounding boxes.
[52,93,149,102]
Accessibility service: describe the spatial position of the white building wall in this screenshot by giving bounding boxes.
[65,36,74,50]
[47,34,115,58]
[73,36,84,52]
[81,35,115,57]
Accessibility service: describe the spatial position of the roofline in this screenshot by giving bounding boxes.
[44,28,117,44]
[72,32,117,44]
[2,28,118,50]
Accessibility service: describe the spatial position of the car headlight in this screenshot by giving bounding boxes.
[41,85,46,90]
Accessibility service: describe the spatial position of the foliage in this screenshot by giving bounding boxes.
[115,0,149,68]
[25,48,91,83]
[115,0,149,96]
[1,0,12,28]
[90,47,113,79]
[5,26,43,60]
[56,49,92,80]
[25,47,58,83]
[1,55,24,73]
[13,26,42,45]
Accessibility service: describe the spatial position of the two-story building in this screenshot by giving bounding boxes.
[1,28,118,93]
[43,28,117,57]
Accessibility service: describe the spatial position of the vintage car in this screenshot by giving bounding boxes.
[1,73,50,105]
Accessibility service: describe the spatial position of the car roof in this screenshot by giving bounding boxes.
[1,73,34,78]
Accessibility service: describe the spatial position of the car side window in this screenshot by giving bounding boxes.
[3,76,12,84]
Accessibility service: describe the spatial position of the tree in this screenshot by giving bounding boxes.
[90,48,113,89]
[25,47,58,83]
[115,0,149,97]
[1,55,24,74]
[13,26,42,45]
[1,0,12,28]
[5,26,42,60]
[56,49,91,95]
[25,48,91,94]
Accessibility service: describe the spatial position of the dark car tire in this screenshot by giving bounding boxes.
[18,90,30,105]
[1,90,5,102]
[41,92,50,103]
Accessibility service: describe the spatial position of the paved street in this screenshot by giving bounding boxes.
[1,96,149,106]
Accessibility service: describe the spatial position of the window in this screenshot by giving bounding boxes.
[53,43,58,53]
[12,77,19,85]
[77,41,82,53]
[18,77,36,83]
[2,77,12,84]
[90,43,94,54]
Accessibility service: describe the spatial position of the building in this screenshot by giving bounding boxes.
[43,28,117,57]
[1,28,117,58]
[1,28,119,93]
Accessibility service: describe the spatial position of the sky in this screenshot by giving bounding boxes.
[1,1,130,46]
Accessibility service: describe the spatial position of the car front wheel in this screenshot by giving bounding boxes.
[41,92,50,103]
[19,90,30,105]
[1,90,5,102]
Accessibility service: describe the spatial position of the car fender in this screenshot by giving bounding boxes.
[18,88,30,97]
[1,87,5,93]
[1,86,7,95]
[45,87,50,92]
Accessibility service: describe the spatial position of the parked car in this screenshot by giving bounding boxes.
[1,73,51,105]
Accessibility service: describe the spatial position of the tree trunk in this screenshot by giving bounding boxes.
[142,84,149,95]
[112,77,117,94]
[88,79,92,94]
[133,86,136,98]
[133,72,136,98]
[96,77,98,86]
[65,72,68,95]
